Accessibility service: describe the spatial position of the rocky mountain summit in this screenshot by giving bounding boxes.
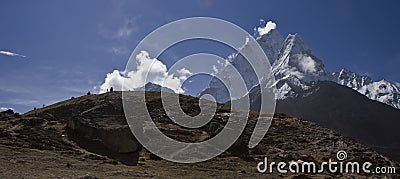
[0,91,398,178]
[133,82,175,93]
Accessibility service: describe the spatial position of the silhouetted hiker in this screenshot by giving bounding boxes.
[110,87,114,92]
[87,91,91,95]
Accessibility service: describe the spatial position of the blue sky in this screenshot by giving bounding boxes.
[1,0,400,113]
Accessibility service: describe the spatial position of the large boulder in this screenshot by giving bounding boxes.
[67,102,141,165]
[67,117,140,153]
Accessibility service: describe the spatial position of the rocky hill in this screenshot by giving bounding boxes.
[0,92,398,178]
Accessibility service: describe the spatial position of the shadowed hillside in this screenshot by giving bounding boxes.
[0,91,397,178]
[275,81,400,162]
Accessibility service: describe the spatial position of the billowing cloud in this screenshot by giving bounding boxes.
[0,50,26,58]
[257,20,277,36]
[176,68,192,80]
[99,51,192,93]
[298,55,317,73]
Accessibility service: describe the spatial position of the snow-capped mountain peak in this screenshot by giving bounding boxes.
[272,34,329,82]
[199,24,285,103]
[358,79,400,108]
[332,68,372,90]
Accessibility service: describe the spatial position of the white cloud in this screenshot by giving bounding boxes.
[117,23,136,39]
[98,17,139,40]
[177,68,192,80]
[108,47,128,55]
[257,21,277,36]
[0,107,13,112]
[298,55,317,73]
[0,50,26,58]
[99,51,192,93]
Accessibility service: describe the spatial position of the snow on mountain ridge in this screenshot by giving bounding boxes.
[358,79,400,108]
[272,34,329,82]
[256,29,284,64]
[332,68,373,90]
[199,26,285,103]
[330,68,400,108]
[269,33,331,99]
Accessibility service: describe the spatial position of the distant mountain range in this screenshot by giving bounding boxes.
[201,28,400,109]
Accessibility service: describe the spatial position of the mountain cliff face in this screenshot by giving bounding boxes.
[200,28,285,103]
[271,34,330,99]
[256,29,284,64]
[273,34,329,82]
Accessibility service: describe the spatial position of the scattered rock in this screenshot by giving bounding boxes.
[209,121,223,135]
[149,153,162,161]
[1,109,14,115]
[78,175,98,179]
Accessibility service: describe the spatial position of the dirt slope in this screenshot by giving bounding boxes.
[0,92,398,178]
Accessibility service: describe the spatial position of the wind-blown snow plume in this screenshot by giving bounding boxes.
[99,51,192,93]
[298,55,317,73]
[257,21,276,36]
[0,50,26,58]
